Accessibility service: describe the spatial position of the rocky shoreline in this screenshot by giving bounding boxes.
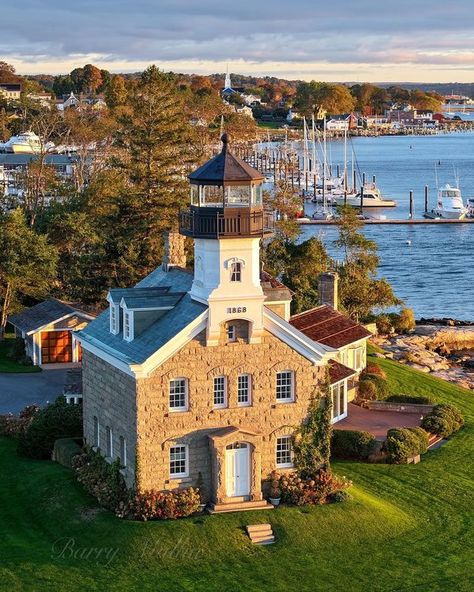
[373,324,474,391]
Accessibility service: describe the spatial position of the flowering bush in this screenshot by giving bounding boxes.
[72,446,129,512]
[0,404,39,438]
[121,488,201,521]
[269,470,352,506]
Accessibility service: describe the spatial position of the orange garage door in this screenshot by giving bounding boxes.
[41,331,73,363]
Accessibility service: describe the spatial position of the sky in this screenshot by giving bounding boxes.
[2,0,474,82]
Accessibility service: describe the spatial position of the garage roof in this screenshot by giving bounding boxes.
[8,299,95,334]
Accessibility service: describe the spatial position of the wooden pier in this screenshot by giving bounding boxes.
[298,217,474,225]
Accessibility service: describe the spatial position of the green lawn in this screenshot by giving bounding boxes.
[0,335,41,373]
[1,355,473,591]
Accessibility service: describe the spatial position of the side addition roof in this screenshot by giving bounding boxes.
[290,305,371,349]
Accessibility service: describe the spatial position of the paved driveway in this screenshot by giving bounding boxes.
[0,369,69,414]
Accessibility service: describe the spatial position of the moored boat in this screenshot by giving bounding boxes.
[332,182,397,208]
[429,184,467,219]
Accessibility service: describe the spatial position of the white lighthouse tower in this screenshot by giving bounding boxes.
[179,134,273,345]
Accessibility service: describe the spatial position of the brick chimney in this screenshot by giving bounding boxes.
[162,232,186,271]
[318,272,339,310]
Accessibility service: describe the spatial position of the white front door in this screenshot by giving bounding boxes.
[225,444,250,497]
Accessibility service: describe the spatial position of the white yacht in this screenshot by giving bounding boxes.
[332,183,397,208]
[0,131,54,154]
[430,184,467,219]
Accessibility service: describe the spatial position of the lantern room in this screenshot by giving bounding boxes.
[179,134,274,239]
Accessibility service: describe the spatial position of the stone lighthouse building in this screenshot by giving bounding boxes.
[78,135,369,512]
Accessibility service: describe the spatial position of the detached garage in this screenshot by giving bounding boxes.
[8,299,96,366]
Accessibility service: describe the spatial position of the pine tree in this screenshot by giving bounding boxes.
[0,209,57,337]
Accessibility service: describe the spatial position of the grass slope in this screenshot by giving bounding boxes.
[1,355,473,591]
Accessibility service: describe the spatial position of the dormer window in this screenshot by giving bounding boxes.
[230,261,242,282]
[109,304,119,335]
[123,310,134,342]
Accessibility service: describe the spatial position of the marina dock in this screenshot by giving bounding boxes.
[298,217,474,225]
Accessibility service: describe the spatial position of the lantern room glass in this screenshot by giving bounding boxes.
[190,183,263,208]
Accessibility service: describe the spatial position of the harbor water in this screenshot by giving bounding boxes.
[298,132,474,320]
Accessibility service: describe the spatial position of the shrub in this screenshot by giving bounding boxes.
[361,363,387,380]
[421,404,464,438]
[391,308,416,334]
[331,429,377,460]
[358,379,377,401]
[73,446,129,512]
[376,315,393,335]
[386,394,434,405]
[359,374,389,400]
[123,488,201,521]
[7,337,30,364]
[385,427,429,463]
[17,397,82,459]
[276,470,351,506]
[328,490,352,503]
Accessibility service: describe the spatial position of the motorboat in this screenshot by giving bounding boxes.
[0,131,54,154]
[430,184,467,219]
[332,183,397,208]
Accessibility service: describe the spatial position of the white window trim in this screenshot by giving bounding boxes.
[213,375,228,409]
[119,436,127,467]
[170,444,189,479]
[123,310,134,342]
[353,346,364,371]
[237,373,252,407]
[169,378,189,412]
[230,261,242,283]
[93,416,100,449]
[276,370,295,403]
[276,435,294,469]
[110,304,119,335]
[106,425,113,458]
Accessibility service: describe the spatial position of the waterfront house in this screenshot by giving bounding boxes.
[77,135,370,512]
[0,83,21,102]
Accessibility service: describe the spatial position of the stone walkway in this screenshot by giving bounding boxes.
[335,403,423,440]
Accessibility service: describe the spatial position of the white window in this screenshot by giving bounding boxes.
[353,346,364,371]
[276,371,294,402]
[123,310,134,342]
[169,378,188,411]
[227,324,236,343]
[230,261,242,282]
[106,425,113,457]
[331,381,347,422]
[93,416,99,448]
[276,436,293,468]
[213,376,227,408]
[237,374,251,406]
[170,445,188,478]
[340,348,348,367]
[119,436,127,467]
[109,304,119,334]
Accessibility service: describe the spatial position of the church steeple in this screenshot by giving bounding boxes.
[180,135,273,345]
[224,64,232,91]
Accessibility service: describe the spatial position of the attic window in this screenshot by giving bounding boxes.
[123,310,134,342]
[110,304,119,334]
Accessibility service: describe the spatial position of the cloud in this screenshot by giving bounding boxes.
[2,0,474,81]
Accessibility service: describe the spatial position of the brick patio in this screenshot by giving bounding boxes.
[335,403,423,441]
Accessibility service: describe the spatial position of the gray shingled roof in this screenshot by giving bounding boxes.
[8,299,93,334]
[79,267,207,365]
[108,287,170,305]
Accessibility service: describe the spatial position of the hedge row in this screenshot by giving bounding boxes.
[421,404,464,438]
[331,429,377,460]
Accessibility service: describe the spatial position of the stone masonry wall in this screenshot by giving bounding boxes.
[136,329,324,499]
[82,350,137,487]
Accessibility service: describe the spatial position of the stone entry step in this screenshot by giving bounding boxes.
[209,500,273,514]
[246,523,275,545]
